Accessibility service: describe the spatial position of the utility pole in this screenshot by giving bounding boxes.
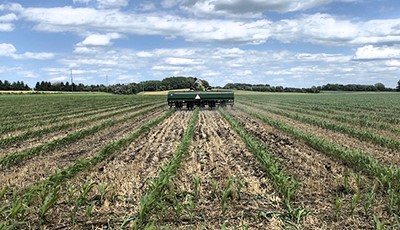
[70,69,74,91]
[106,75,108,87]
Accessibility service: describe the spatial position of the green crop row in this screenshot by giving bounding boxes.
[267,103,400,134]
[0,102,160,149]
[134,108,199,228]
[219,108,297,207]
[0,102,133,134]
[0,104,162,169]
[0,109,174,228]
[0,94,164,125]
[240,101,400,151]
[237,104,400,190]
[240,97,400,134]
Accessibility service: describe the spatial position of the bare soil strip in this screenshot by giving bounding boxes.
[161,110,284,229]
[42,111,193,228]
[0,108,165,191]
[238,102,400,167]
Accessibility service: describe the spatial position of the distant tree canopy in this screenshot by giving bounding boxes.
[320,83,392,91]
[0,80,30,91]
[223,83,320,93]
[30,76,209,95]
[2,77,399,94]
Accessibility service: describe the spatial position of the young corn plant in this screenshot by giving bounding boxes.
[349,193,360,216]
[334,197,343,220]
[192,176,201,200]
[38,186,60,223]
[363,186,376,216]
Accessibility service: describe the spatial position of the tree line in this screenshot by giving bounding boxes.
[1,78,399,94]
[0,80,30,91]
[223,83,321,93]
[223,81,400,93]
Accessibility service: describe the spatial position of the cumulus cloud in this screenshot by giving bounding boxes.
[96,0,128,8]
[353,45,400,60]
[77,33,122,46]
[0,43,17,56]
[164,57,203,65]
[0,43,54,60]
[0,13,17,31]
[72,0,128,8]
[180,0,358,17]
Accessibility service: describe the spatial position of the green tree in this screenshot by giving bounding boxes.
[374,83,385,91]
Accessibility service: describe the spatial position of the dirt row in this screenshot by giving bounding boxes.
[160,110,284,229]
[238,102,400,167]
[229,108,393,229]
[42,110,194,228]
[0,104,160,157]
[0,107,166,192]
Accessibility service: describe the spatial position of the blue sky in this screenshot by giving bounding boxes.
[1,0,400,88]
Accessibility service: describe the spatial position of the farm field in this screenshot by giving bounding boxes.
[1,92,400,229]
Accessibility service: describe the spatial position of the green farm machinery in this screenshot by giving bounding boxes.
[167,78,234,109]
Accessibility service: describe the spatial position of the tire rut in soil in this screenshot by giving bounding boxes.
[0,109,165,191]
[42,111,193,228]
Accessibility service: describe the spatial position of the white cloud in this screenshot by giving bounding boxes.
[78,33,122,46]
[17,52,55,60]
[0,3,23,12]
[354,45,400,60]
[164,57,202,65]
[0,43,17,56]
[49,76,68,82]
[0,43,54,60]
[161,0,181,9]
[96,0,128,8]
[181,0,358,17]
[136,51,153,58]
[0,23,13,31]
[0,13,17,22]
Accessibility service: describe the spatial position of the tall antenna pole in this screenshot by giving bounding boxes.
[70,69,74,91]
[106,75,108,87]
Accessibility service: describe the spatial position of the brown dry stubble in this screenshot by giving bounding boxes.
[0,104,160,157]
[43,110,193,228]
[161,110,284,229]
[231,106,392,229]
[0,108,165,191]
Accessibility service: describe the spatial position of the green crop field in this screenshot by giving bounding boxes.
[1,92,400,229]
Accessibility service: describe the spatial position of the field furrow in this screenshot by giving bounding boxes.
[41,111,193,228]
[0,108,165,191]
[228,108,394,228]
[159,110,284,229]
[238,102,400,167]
